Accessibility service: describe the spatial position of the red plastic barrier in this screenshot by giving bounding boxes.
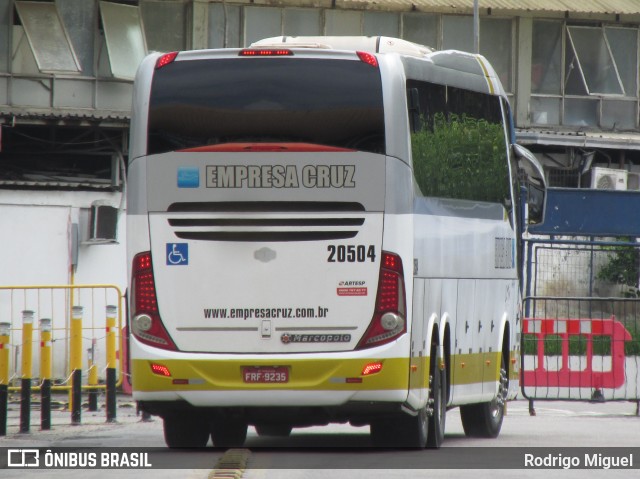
[522,316,632,389]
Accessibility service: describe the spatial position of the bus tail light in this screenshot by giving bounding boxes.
[357,51,378,68]
[155,52,178,69]
[239,49,293,57]
[131,252,177,351]
[356,251,406,350]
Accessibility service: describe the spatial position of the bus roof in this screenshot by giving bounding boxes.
[251,36,434,57]
[251,35,504,97]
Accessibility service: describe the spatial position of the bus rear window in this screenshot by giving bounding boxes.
[147,57,385,155]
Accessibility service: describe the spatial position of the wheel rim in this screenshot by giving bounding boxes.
[490,366,509,420]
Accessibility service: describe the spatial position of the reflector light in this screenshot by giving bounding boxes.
[150,363,171,377]
[239,49,293,57]
[362,362,383,376]
[357,51,378,68]
[155,52,178,69]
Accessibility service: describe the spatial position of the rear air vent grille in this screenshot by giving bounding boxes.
[174,231,358,242]
[167,201,366,213]
[166,202,367,242]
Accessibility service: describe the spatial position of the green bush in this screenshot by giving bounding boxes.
[596,240,640,298]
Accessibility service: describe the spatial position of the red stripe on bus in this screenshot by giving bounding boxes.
[178,143,355,153]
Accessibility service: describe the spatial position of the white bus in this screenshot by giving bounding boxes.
[127,36,545,448]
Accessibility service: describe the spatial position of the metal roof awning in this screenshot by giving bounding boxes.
[334,0,640,15]
[0,107,130,127]
[517,129,640,151]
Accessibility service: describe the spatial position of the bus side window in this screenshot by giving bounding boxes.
[408,80,509,204]
[407,88,422,133]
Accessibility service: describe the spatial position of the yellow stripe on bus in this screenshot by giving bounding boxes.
[475,56,495,95]
[132,357,412,392]
[132,350,516,392]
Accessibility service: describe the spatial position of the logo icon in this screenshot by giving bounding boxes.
[8,449,40,467]
[177,167,200,188]
[254,247,276,263]
[166,243,188,265]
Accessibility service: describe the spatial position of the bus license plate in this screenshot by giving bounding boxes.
[243,366,289,383]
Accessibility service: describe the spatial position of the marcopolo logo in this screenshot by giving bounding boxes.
[7,449,40,467]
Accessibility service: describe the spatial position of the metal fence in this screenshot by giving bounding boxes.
[522,239,640,402]
[0,284,124,433]
[0,284,124,387]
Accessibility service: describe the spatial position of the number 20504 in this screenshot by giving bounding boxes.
[327,245,376,263]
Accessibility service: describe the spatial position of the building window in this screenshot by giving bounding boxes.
[14,1,81,74]
[141,1,187,53]
[0,125,124,191]
[244,7,282,46]
[99,1,147,80]
[441,15,514,94]
[531,20,638,130]
[566,26,624,96]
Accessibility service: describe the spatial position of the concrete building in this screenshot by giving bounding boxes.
[1,0,639,289]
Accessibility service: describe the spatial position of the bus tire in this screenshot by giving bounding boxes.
[370,407,428,448]
[427,343,446,448]
[163,414,210,448]
[459,353,507,438]
[255,424,293,437]
[210,417,248,447]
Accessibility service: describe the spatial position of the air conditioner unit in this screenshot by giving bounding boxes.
[87,201,119,244]
[627,172,640,191]
[590,167,627,190]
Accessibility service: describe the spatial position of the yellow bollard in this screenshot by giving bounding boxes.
[70,306,83,424]
[87,340,98,412]
[40,318,52,430]
[0,322,9,386]
[105,305,117,422]
[106,306,117,370]
[70,306,83,372]
[20,310,34,433]
[39,319,52,381]
[0,322,10,436]
[21,311,33,381]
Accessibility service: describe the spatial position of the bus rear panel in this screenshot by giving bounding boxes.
[127,48,414,443]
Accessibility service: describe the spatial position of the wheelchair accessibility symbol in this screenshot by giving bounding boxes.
[166,243,188,265]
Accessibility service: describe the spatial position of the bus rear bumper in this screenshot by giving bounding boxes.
[130,353,413,407]
[133,388,409,407]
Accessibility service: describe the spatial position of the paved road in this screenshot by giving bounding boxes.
[1,396,639,479]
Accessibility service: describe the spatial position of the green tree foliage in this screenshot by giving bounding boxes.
[596,240,640,297]
[411,113,509,203]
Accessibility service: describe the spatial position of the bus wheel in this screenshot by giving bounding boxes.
[163,414,210,448]
[211,417,248,447]
[370,408,428,448]
[460,353,508,438]
[427,344,446,448]
[255,424,293,437]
